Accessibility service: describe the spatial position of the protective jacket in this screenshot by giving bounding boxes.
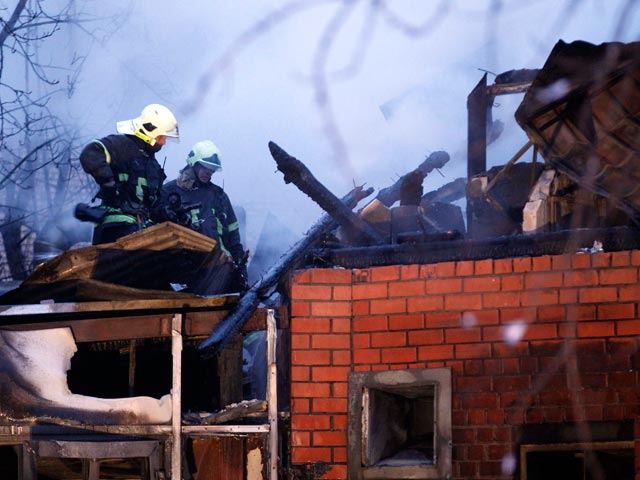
[79,134,166,241]
[162,170,244,266]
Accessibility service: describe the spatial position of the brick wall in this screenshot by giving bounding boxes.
[289,251,640,479]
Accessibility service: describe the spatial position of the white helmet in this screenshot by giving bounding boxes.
[116,103,179,145]
[186,140,222,171]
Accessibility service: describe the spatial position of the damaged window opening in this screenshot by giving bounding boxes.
[348,368,452,479]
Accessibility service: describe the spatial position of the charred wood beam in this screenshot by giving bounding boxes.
[422,177,467,204]
[375,151,450,207]
[268,141,384,246]
[199,185,373,355]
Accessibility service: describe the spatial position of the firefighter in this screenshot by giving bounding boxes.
[162,140,248,290]
[79,103,179,245]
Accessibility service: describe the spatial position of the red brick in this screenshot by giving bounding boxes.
[552,255,571,270]
[463,310,499,326]
[579,287,617,303]
[559,288,578,304]
[292,414,331,430]
[567,305,596,321]
[370,298,406,314]
[597,303,635,320]
[292,398,310,413]
[311,301,351,317]
[291,431,310,446]
[352,300,369,315]
[312,268,352,284]
[290,317,331,333]
[494,258,513,274]
[494,375,530,392]
[435,261,456,277]
[426,278,462,294]
[523,324,558,340]
[619,285,640,301]
[381,347,417,363]
[445,294,483,311]
[332,350,351,365]
[538,306,565,322]
[445,327,482,344]
[521,290,558,306]
[371,331,406,347]
[370,265,400,282]
[591,252,611,267]
[292,269,312,283]
[577,321,615,338]
[426,312,461,328]
[291,366,310,381]
[455,343,491,359]
[464,276,500,292]
[353,348,380,364]
[292,350,332,366]
[481,326,505,342]
[475,259,493,275]
[456,261,474,276]
[418,345,454,361]
[400,264,419,280]
[407,296,443,312]
[312,334,351,349]
[352,283,387,299]
[501,274,524,291]
[564,270,598,286]
[617,320,640,336]
[571,253,591,269]
[513,257,532,272]
[632,250,640,266]
[332,415,348,430]
[388,313,424,330]
[353,333,370,348]
[312,431,346,446]
[408,329,444,345]
[291,302,311,316]
[291,447,331,463]
[389,280,425,297]
[353,316,387,332]
[331,318,351,333]
[532,255,551,271]
[292,333,310,349]
[291,382,331,398]
[332,285,352,301]
[611,250,631,267]
[525,272,563,289]
[600,268,638,285]
[312,398,348,412]
[332,383,348,397]
[291,284,332,300]
[312,366,351,382]
[483,292,520,308]
[456,376,492,392]
[466,394,498,411]
[500,307,536,322]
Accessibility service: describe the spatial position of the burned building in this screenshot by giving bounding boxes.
[0,39,639,479]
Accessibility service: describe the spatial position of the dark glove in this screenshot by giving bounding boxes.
[97,183,118,203]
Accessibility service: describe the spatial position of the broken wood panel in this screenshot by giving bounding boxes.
[190,436,245,480]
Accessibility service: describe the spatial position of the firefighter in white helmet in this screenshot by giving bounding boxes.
[79,104,179,244]
[162,140,248,292]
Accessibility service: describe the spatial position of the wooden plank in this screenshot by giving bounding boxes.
[171,314,183,480]
[267,309,278,480]
[191,437,244,480]
[218,334,243,407]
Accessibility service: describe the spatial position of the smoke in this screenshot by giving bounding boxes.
[60,0,639,257]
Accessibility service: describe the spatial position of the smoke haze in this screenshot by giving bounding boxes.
[60,0,639,260]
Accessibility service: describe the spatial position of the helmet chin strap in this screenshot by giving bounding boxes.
[134,129,156,146]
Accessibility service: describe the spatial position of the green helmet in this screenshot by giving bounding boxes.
[186,140,222,171]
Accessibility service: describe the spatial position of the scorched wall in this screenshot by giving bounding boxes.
[289,250,640,479]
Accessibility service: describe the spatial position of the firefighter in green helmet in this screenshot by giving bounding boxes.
[162,140,248,291]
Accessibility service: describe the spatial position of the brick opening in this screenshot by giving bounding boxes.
[348,368,452,479]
